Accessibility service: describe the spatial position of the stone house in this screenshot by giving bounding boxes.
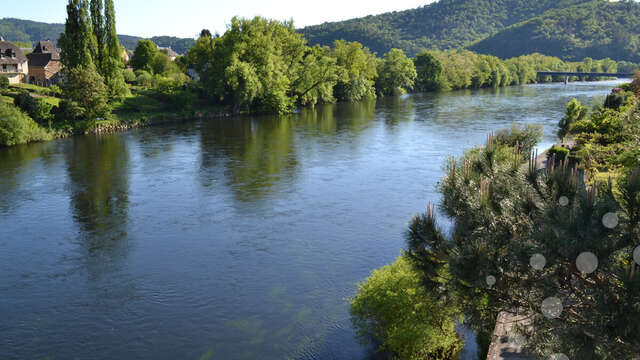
[27,41,62,86]
[157,46,179,61]
[0,37,29,84]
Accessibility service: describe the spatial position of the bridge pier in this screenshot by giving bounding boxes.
[564,75,569,85]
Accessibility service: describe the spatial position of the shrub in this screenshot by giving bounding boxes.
[48,85,62,96]
[136,70,153,88]
[603,92,628,110]
[105,70,131,102]
[0,76,9,89]
[14,93,53,124]
[350,255,462,360]
[0,102,51,146]
[151,52,178,75]
[630,70,640,94]
[495,123,543,155]
[123,69,136,83]
[547,145,570,162]
[559,98,589,138]
[14,93,38,115]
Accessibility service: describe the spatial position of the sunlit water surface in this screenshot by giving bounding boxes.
[0,81,624,359]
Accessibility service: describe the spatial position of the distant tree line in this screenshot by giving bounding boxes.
[415,49,635,92]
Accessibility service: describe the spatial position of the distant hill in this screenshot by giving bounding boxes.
[299,0,591,56]
[0,18,195,54]
[469,0,640,62]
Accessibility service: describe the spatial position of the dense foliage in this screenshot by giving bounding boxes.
[375,49,416,96]
[0,102,51,146]
[14,92,54,125]
[350,255,462,360]
[470,0,640,62]
[60,66,110,122]
[0,17,194,53]
[186,17,417,114]
[404,121,640,358]
[330,40,378,102]
[560,79,640,178]
[418,50,627,91]
[300,0,590,57]
[131,39,159,73]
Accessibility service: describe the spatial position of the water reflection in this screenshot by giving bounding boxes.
[0,142,58,213]
[199,116,299,202]
[376,95,415,126]
[65,135,131,277]
[198,100,378,203]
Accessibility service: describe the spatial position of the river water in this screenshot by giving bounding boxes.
[0,81,624,360]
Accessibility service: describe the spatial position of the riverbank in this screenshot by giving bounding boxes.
[89,107,232,135]
[1,78,628,149]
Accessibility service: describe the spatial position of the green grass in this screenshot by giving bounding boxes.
[11,83,61,96]
[112,93,167,113]
[0,95,14,105]
[38,96,60,107]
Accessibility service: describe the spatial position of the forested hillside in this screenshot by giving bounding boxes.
[470,0,640,62]
[299,0,590,56]
[0,18,195,53]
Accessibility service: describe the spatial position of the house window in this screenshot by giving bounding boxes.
[2,64,6,72]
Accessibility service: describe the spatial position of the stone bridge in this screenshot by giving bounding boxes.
[537,71,634,84]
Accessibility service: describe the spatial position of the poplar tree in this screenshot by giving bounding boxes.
[59,0,94,69]
[104,0,121,64]
[90,0,106,71]
[103,0,130,100]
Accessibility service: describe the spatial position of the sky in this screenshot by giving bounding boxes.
[4,0,433,39]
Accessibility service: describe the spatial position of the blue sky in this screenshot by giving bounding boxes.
[5,0,432,39]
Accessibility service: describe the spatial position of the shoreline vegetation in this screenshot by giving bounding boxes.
[352,79,640,358]
[1,4,639,147]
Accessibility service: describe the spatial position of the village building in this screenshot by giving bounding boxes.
[0,37,29,84]
[27,40,62,87]
[157,46,179,61]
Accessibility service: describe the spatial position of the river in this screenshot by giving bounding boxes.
[0,80,624,360]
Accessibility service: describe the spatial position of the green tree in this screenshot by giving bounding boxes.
[199,17,308,114]
[414,50,444,92]
[59,0,94,69]
[0,76,8,89]
[350,255,462,360]
[131,39,158,73]
[62,66,110,121]
[292,45,339,107]
[405,127,640,358]
[331,40,378,102]
[102,0,129,101]
[376,49,417,96]
[89,0,105,70]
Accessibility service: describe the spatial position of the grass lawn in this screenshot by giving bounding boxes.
[0,95,14,104]
[11,83,59,95]
[38,96,61,107]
